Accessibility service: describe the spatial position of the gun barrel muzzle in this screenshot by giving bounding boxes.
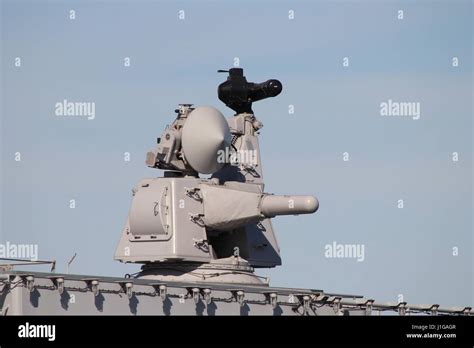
[260,195,319,217]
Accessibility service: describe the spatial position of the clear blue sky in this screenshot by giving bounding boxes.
[1,0,472,307]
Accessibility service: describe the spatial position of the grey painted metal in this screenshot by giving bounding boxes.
[0,271,471,316]
[115,69,320,275]
[260,194,319,217]
[181,106,232,174]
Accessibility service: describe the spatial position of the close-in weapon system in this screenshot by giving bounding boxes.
[114,68,318,284]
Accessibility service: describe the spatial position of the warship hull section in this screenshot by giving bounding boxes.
[2,271,471,316]
[0,271,361,316]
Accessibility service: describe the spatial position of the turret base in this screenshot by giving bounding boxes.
[137,256,269,286]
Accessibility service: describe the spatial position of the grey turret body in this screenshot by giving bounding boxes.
[114,68,319,282]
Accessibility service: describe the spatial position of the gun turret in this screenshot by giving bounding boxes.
[115,68,319,284]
